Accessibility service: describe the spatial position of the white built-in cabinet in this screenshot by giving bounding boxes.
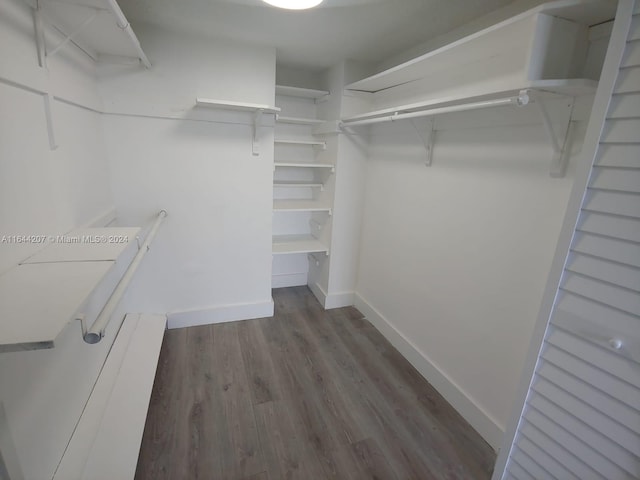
[271,85,334,289]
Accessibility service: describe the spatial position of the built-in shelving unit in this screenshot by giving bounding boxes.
[0,227,140,352]
[272,85,334,288]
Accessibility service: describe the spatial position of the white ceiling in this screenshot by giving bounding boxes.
[117,0,516,70]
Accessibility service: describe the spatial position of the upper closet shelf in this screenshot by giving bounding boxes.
[0,227,140,353]
[341,79,597,125]
[195,98,280,114]
[345,0,616,93]
[36,0,151,67]
[276,85,329,99]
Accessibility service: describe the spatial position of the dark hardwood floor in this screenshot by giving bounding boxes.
[135,286,495,480]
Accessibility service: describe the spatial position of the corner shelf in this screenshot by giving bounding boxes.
[274,162,335,172]
[344,0,615,93]
[195,98,280,114]
[274,181,324,189]
[272,235,329,255]
[273,200,332,214]
[0,227,140,353]
[275,85,329,99]
[277,116,325,126]
[275,139,326,148]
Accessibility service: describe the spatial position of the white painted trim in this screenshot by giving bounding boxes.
[271,272,308,289]
[308,281,327,307]
[491,1,636,478]
[324,290,355,309]
[167,300,274,329]
[354,293,504,450]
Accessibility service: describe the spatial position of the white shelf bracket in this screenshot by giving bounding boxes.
[76,314,88,339]
[47,10,100,59]
[534,95,575,178]
[410,118,435,166]
[252,110,262,156]
[43,92,58,150]
[34,1,47,68]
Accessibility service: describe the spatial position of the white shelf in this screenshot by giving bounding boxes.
[274,162,335,171]
[195,98,280,114]
[276,116,324,125]
[345,0,615,93]
[341,79,598,124]
[0,262,115,352]
[38,0,150,67]
[0,227,141,352]
[272,235,329,255]
[275,85,329,99]
[273,200,332,213]
[274,181,324,189]
[275,139,326,149]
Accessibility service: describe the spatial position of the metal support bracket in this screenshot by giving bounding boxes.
[76,314,88,338]
[410,118,436,166]
[252,110,262,156]
[47,10,99,59]
[534,95,575,178]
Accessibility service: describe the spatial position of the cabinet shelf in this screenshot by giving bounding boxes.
[0,227,140,352]
[275,85,329,99]
[195,98,280,114]
[273,200,332,213]
[276,116,324,126]
[345,0,615,93]
[272,235,329,255]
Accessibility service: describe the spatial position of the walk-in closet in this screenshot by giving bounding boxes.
[0,0,638,478]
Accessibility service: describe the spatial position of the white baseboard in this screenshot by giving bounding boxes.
[167,300,274,329]
[272,272,307,289]
[354,293,504,450]
[308,282,327,307]
[324,290,355,309]
[308,283,355,309]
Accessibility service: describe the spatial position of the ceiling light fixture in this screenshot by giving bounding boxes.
[262,0,323,10]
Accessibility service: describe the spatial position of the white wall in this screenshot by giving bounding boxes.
[99,24,277,327]
[0,0,118,477]
[354,99,593,449]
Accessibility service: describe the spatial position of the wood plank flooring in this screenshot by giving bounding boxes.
[135,286,495,480]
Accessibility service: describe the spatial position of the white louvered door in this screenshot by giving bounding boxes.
[497,1,640,479]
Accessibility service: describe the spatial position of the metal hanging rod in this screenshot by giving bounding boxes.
[84,210,167,344]
[340,91,530,128]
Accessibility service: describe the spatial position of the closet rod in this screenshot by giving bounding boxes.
[84,210,167,344]
[341,92,530,128]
